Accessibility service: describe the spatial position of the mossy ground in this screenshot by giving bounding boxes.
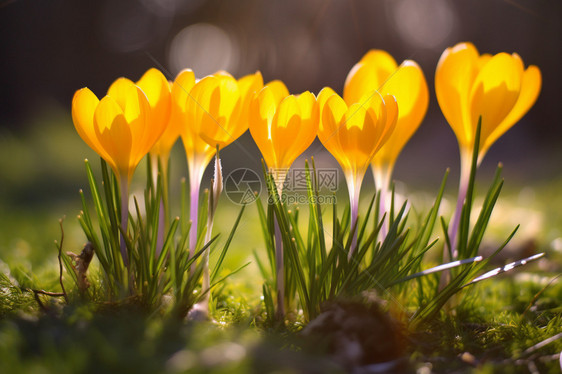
[0,115,561,373]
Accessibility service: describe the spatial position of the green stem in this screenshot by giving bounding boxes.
[274,215,285,320]
[272,168,287,320]
[151,156,169,258]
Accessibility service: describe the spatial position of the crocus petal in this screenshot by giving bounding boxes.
[344,50,398,106]
[182,76,219,158]
[137,68,171,126]
[93,96,133,178]
[237,71,264,130]
[435,42,480,149]
[137,68,171,152]
[106,79,150,157]
[171,69,197,114]
[107,78,139,116]
[375,94,398,153]
[265,80,290,105]
[319,94,350,171]
[373,61,428,166]
[483,65,541,154]
[272,95,301,169]
[131,85,155,166]
[193,74,242,149]
[279,91,318,169]
[294,91,319,149]
[249,86,279,168]
[469,52,522,150]
[72,88,111,161]
[340,103,374,174]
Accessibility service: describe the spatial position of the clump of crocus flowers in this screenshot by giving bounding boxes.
[71,42,541,319]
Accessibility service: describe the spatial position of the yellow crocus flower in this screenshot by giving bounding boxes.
[249,81,319,174]
[436,42,542,164]
[344,50,429,192]
[318,88,397,256]
[435,42,541,259]
[72,71,169,267]
[72,77,165,184]
[198,71,263,149]
[73,71,170,183]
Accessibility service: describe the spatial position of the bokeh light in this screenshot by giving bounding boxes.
[168,23,239,77]
[388,0,458,50]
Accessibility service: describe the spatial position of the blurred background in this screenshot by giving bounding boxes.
[1,0,561,275]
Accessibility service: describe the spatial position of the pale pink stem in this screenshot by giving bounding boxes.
[347,172,363,260]
[447,152,472,261]
[372,164,393,240]
[199,206,215,315]
[189,174,201,273]
[119,177,129,268]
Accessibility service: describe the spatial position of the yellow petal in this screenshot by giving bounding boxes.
[264,80,289,105]
[93,96,133,178]
[213,70,233,78]
[237,71,264,131]
[375,94,398,153]
[171,70,214,160]
[145,69,177,160]
[238,71,264,98]
[128,85,154,166]
[359,49,399,69]
[483,64,541,154]
[339,103,374,174]
[107,82,152,166]
[317,87,337,133]
[72,88,110,161]
[283,91,319,168]
[249,86,280,169]
[435,42,480,149]
[272,95,301,168]
[469,52,522,150]
[194,75,242,149]
[374,61,428,166]
[319,94,349,171]
[185,76,221,151]
[137,68,171,142]
[171,69,197,114]
[107,78,138,114]
[343,50,397,106]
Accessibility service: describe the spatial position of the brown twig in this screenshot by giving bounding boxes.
[66,242,94,293]
[28,288,66,313]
